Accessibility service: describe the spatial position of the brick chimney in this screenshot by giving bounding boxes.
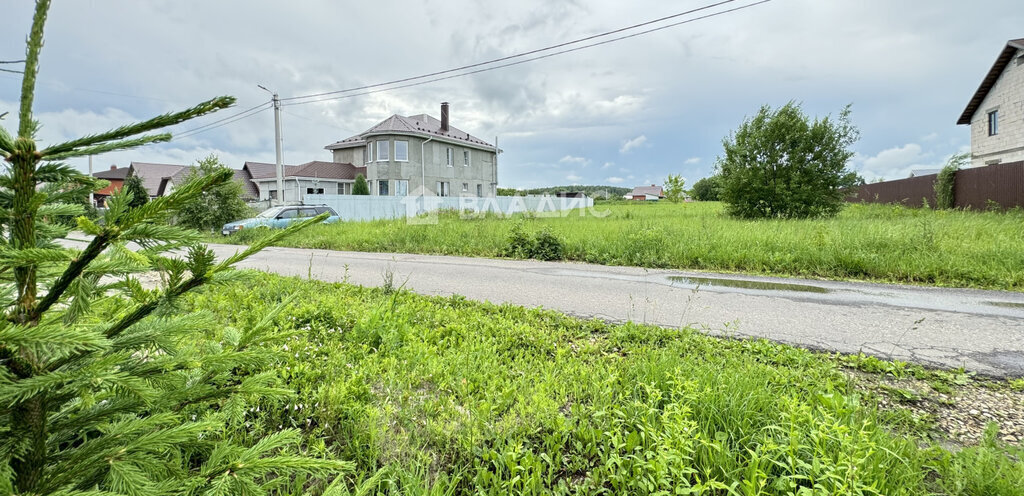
[110,165,117,170]
[440,102,449,132]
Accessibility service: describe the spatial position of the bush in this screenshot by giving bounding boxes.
[174,154,253,231]
[690,175,722,201]
[663,174,687,203]
[503,222,564,260]
[718,102,860,219]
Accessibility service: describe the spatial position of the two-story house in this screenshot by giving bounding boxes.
[958,38,1024,167]
[325,102,498,197]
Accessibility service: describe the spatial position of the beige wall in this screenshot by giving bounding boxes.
[970,48,1024,167]
[334,135,497,197]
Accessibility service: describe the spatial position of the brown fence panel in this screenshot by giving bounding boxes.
[953,161,1024,209]
[847,174,937,208]
[849,161,1024,210]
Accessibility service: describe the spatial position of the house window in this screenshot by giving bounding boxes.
[269,190,278,200]
[462,182,469,193]
[395,140,409,162]
[446,147,454,167]
[306,187,324,194]
[987,110,999,136]
[395,180,409,196]
[463,150,470,166]
[436,181,450,197]
[377,140,390,161]
[476,184,482,197]
[366,142,374,163]
[378,180,389,196]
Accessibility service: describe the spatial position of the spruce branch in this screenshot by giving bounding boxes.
[18,0,50,138]
[44,134,172,161]
[40,96,235,158]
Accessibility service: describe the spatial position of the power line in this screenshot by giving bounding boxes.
[0,60,26,64]
[0,68,24,74]
[283,0,771,107]
[171,102,272,141]
[280,0,739,103]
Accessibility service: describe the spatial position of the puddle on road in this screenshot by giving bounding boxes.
[668,276,830,293]
[985,301,1024,309]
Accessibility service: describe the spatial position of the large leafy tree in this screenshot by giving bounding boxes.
[690,175,722,202]
[0,2,346,493]
[717,102,860,219]
[175,154,252,231]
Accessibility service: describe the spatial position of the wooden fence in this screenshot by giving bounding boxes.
[847,161,1024,209]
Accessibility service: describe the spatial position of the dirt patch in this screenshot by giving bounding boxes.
[849,370,1024,446]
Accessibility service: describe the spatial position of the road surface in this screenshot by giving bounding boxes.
[61,238,1024,377]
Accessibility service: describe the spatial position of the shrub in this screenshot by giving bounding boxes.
[503,222,564,260]
[718,102,860,219]
[532,228,565,261]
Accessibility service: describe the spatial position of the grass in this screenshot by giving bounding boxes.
[218,202,1024,290]
[182,272,1024,494]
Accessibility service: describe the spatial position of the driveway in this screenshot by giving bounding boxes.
[60,238,1024,377]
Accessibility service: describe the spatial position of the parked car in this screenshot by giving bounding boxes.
[221,205,340,235]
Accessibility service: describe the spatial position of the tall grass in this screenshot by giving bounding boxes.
[224,202,1024,290]
[185,274,1024,494]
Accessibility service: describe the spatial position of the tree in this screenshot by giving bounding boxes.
[353,173,370,195]
[690,175,722,201]
[663,174,687,203]
[717,102,860,219]
[122,173,149,208]
[175,154,252,231]
[0,2,346,493]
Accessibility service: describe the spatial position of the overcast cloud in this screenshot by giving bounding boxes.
[2,1,1020,187]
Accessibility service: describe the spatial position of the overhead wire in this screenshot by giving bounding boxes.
[279,0,739,103]
[171,101,272,141]
[282,0,771,107]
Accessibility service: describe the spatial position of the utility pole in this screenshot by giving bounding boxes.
[87,155,94,207]
[258,85,284,206]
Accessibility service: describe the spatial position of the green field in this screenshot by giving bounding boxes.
[183,273,1024,494]
[222,202,1024,290]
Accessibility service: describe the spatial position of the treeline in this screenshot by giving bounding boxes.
[498,185,632,198]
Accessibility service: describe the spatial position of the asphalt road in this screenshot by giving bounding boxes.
[60,238,1024,377]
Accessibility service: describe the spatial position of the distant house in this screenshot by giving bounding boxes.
[242,161,366,203]
[325,102,499,197]
[957,37,1024,167]
[627,185,664,201]
[91,165,129,207]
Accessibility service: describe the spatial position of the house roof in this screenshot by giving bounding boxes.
[243,161,366,181]
[325,113,497,152]
[128,162,187,196]
[629,185,664,197]
[154,166,259,199]
[93,166,130,180]
[957,38,1024,125]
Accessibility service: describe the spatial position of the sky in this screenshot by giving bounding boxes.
[1,0,1021,189]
